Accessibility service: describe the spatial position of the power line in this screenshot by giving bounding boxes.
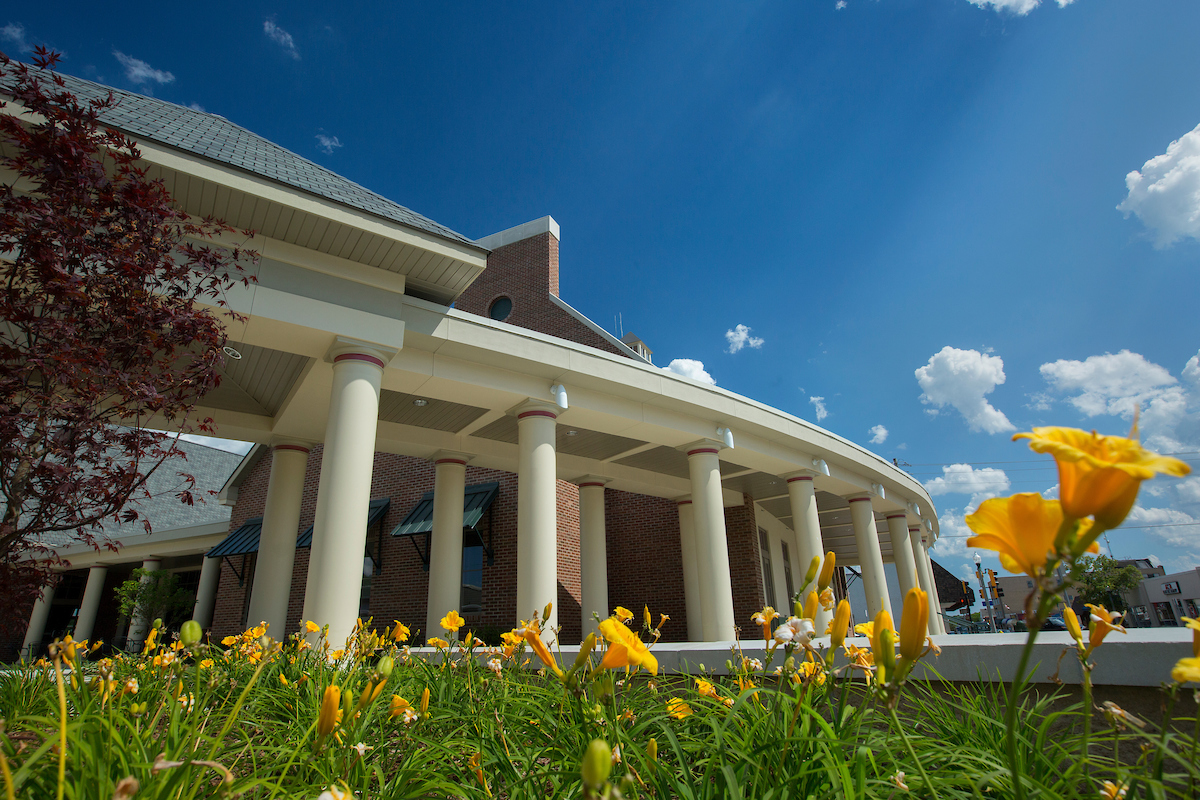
[904,451,1200,467]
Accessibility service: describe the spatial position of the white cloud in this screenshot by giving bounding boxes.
[809,396,828,421]
[663,359,715,385]
[915,346,1015,434]
[924,463,1012,514]
[929,511,970,557]
[187,102,205,112]
[1,23,31,52]
[724,324,764,354]
[113,51,174,85]
[315,133,343,154]
[264,19,300,60]
[1177,477,1200,505]
[1037,349,1200,454]
[963,0,1075,14]
[835,1,847,8]
[1117,122,1200,248]
[868,425,888,445]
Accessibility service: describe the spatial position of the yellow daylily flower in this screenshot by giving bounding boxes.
[1172,657,1200,684]
[667,697,693,719]
[1182,617,1200,658]
[792,660,826,686]
[427,637,450,650]
[614,606,633,623]
[440,610,465,633]
[695,678,718,698]
[751,606,779,641]
[1014,423,1190,528]
[305,620,321,634]
[1084,603,1126,650]
[389,694,412,719]
[522,622,563,677]
[1098,781,1128,800]
[392,621,410,642]
[966,493,1096,577]
[597,616,658,675]
[656,613,670,631]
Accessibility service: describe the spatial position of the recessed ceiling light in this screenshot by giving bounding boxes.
[565,430,578,436]
[412,398,428,407]
[222,346,242,360]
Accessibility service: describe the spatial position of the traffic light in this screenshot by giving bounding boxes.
[996,585,1005,598]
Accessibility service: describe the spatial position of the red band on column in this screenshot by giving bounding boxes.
[909,526,921,532]
[686,447,719,457]
[578,482,606,488]
[676,499,692,506]
[333,352,386,369]
[517,409,558,420]
[786,475,813,483]
[848,497,873,503]
[886,514,906,520]
[274,444,311,454]
[435,458,467,466]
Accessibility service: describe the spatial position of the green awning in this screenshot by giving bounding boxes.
[389,482,499,537]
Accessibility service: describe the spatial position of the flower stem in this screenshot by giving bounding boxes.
[889,704,938,800]
[52,655,67,800]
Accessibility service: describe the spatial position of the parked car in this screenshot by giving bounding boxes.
[1041,615,1068,632]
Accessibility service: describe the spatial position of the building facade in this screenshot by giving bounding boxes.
[9,69,947,657]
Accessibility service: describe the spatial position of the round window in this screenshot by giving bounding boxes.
[489,296,513,321]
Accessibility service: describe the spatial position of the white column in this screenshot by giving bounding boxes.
[302,342,392,647]
[192,556,221,629]
[886,514,920,599]
[516,401,559,637]
[576,476,610,636]
[848,496,891,621]
[247,442,311,637]
[785,472,831,631]
[676,497,703,642]
[127,557,162,649]
[686,441,735,642]
[21,580,56,659]
[922,533,947,634]
[427,452,471,640]
[73,565,109,642]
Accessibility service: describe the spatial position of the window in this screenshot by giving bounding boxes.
[1186,599,1199,618]
[462,544,484,614]
[1154,602,1176,625]
[759,528,776,609]
[781,541,795,603]
[489,297,512,321]
[359,556,374,618]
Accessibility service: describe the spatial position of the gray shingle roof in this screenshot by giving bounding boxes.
[34,440,242,548]
[21,66,477,248]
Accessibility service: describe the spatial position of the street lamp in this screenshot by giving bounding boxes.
[974,553,996,633]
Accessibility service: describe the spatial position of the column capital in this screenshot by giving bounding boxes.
[679,438,726,457]
[325,336,399,369]
[270,437,314,453]
[431,450,473,466]
[513,399,560,420]
[573,474,611,488]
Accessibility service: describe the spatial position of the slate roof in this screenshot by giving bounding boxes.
[34,439,242,548]
[16,66,477,249]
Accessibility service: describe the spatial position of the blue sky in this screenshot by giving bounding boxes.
[7,0,1199,587]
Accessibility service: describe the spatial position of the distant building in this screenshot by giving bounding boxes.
[1131,566,1200,628]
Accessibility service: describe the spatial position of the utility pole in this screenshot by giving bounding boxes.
[974,553,996,632]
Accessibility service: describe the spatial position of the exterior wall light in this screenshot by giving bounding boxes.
[717,426,735,449]
[871,483,886,499]
[812,458,830,476]
[551,384,568,410]
[907,502,921,517]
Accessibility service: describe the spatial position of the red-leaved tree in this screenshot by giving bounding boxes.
[0,50,255,632]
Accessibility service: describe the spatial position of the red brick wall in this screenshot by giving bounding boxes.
[603,489,690,642]
[211,449,588,644]
[454,232,632,359]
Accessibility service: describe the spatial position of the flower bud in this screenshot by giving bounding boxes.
[831,600,852,651]
[152,618,163,631]
[804,555,820,589]
[783,655,795,673]
[878,628,896,682]
[804,591,819,621]
[574,634,596,671]
[179,620,202,647]
[725,659,734,674]
[647,737,658,763]
[317,685,340,737]
[582,739,612,790]
[377,655,395,678]
[543,602,554,623]
[643,605,652,629]
[1063,608,1083,646]
[817,551,836,592]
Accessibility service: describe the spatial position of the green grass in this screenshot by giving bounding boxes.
[1,622,1196,799]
